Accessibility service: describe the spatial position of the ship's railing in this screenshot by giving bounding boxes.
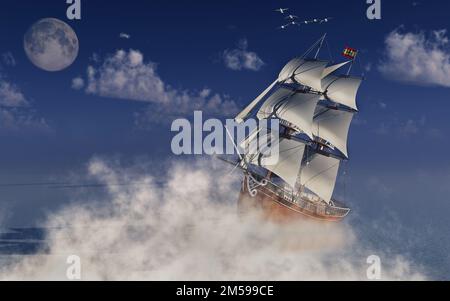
[250,175,350,218]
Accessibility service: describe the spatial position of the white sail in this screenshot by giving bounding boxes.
[300,153,340,204]
[322,61,351,78]
[312,107,354,158]
[294,60,329,91]
[250,137,306,189]
[279,58,328,91]
[321,75,362,111]
[279,58,303,82]
[257,87,293,119]
[235,80,278,123]
[257,88,319,139]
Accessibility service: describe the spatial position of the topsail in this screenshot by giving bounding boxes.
[279,59,329,91]
[257,87,320,139]
[321,75,362,111]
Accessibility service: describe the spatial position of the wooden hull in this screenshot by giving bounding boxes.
[238,176,350,223]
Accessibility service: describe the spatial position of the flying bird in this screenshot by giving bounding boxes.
[300,17,334,25]
[320,17,333,23]
[275,8,289,14]
[277,23,291,30]
[285,14,298,20]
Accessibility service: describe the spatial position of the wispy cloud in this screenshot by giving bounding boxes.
[0,81,28,108]
[379,29,450,87]
[73,49,239,124]
[0,74,49,132]
[71,77,85,90]
[119,33,131,40]
[222,39,265,71]
[375,115,443,139]
[1,52,16,67]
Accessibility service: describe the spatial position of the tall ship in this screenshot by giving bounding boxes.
[225,35,363,222]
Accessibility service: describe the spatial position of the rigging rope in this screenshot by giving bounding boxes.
[325,39,334,63]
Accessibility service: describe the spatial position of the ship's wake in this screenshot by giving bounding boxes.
[0,158,425,280]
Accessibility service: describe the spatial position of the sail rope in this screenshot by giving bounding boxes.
[301,34,326,58]
[325,39,334,63]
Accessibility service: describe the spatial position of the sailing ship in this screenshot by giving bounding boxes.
[226,35,363,222]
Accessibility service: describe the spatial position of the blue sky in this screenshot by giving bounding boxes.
[0,0,450,278]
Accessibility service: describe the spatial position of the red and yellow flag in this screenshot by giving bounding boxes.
[342,47,358,59]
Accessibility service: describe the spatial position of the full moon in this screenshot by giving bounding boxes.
[24,18,79,72]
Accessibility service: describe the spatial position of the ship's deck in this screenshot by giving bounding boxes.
[246,173,350,220]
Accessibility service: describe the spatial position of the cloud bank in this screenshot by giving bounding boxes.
[73,50,239,124]
[0,159,425,280]
[222,39,265,71]
[379,29,450,87]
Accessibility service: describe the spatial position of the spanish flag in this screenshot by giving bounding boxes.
[342,47,358,59]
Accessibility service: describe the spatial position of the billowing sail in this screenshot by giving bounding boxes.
[257,88,319,139]
[321,75,362,111]
[279,58,328,91]
[312,106,354,158]
[235,80,278,123]
[300,153,340,204]
[257,88,293,119]
[279,58,303,82]
[250,136,306,189]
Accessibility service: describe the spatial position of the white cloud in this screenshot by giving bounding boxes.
[379,29,450,87]
[0,158,425,280]
[0,108,49,132]
[0,81,28,108]
[74,49,239,123]
[71,77,85,90]
[0,76,49,132]
[222,39,265,71]
[119,33,131,39]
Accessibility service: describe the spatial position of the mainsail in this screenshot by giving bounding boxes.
[249,136,306,189]
[321,75,362,111]
[300,152,340,204]
[234,35,363,206]
[312,105,354,158]
[279,58,329,91]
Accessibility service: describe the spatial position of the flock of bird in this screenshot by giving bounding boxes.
[275,8,332,30]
